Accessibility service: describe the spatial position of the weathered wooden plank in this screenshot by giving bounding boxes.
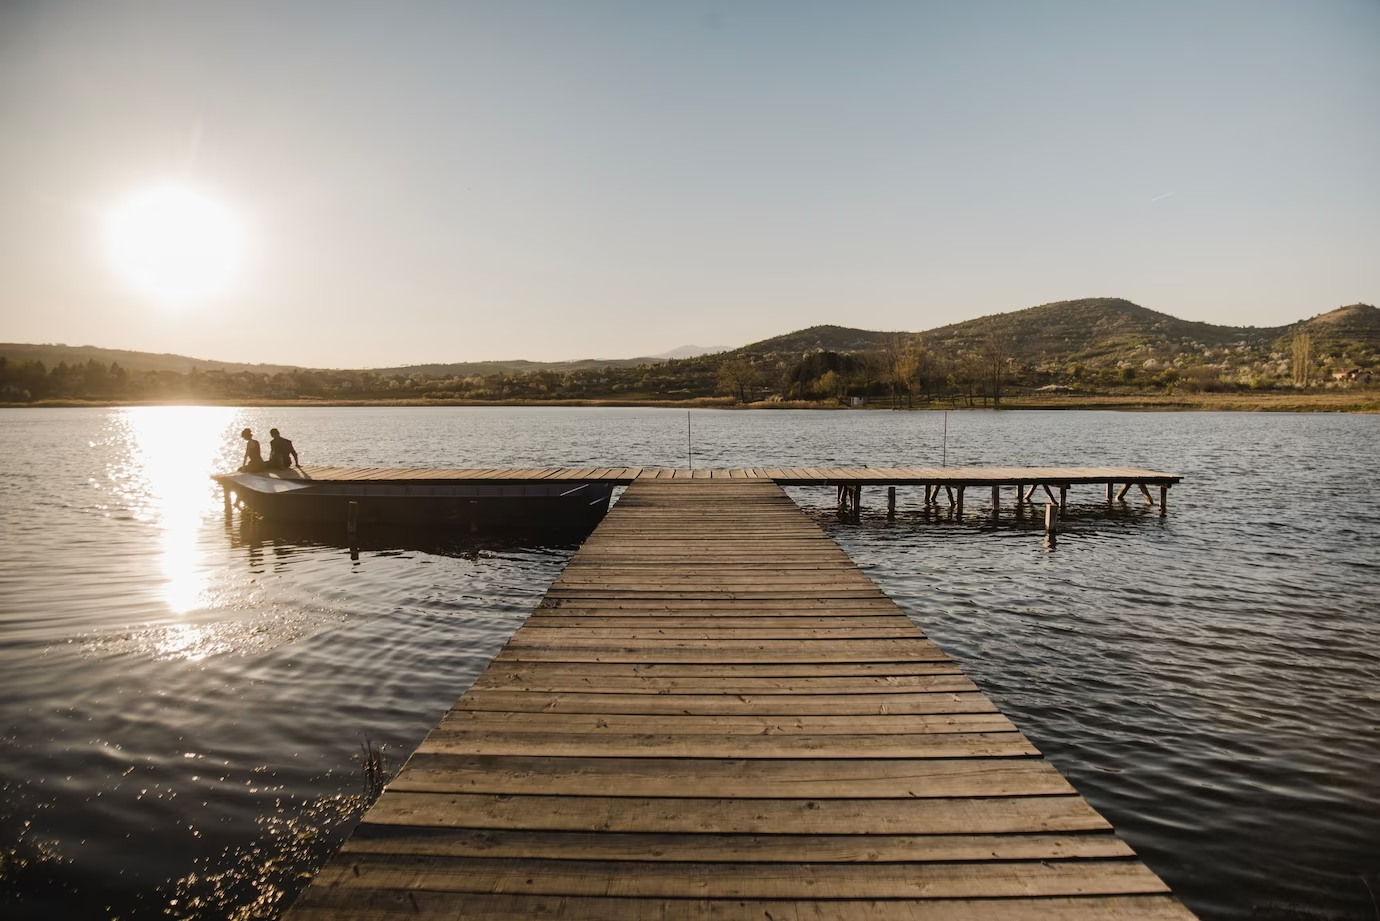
[388,754,1065,797]
[338,827,1134,862]
[468,672,975,694]
[289,891,1197,921]
[415,731,1038,759]
[450,690,996,715]
[435,710,1017,735]
[363,791,1108,834]
[313,854,1168,898]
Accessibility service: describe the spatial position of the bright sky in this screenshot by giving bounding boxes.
[1,1,1377,368]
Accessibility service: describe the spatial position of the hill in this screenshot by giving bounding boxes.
[918,298,1280,364]
[0,342,302,376]
[738,325,898,356]
[3,299,1376,404]
[731,300,1379,370]
[367,355,666,377]
[652,345,732,360]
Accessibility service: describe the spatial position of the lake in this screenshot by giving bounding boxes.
[0,405,1376,920]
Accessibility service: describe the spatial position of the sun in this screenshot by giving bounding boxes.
[105,184,247,303]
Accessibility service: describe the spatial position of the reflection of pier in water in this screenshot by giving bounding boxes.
[273,468,1194,920]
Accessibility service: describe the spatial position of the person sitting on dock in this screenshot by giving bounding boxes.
[267,428,299,468]
[238,428,266,472]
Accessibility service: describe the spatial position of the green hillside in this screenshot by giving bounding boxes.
[3,299,1376,404]
[0,342,301,376]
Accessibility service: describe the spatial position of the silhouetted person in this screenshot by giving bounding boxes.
[239,428,265,472]
[268,428,299,468]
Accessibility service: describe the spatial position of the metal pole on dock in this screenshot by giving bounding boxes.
[347,500,360,560]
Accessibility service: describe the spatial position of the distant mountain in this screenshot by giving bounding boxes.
[738,325,899,356]
[367,356,660,377]
[4,300,1375,382]
[732,300,1380,367]
[651,344,732,360]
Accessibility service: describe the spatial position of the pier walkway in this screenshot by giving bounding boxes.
[269,464,1181,513]
[284,478,1195,919]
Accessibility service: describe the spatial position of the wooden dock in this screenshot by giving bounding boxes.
[284,478,1196,920]
[264,464,1181,515]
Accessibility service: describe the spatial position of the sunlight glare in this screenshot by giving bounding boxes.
[119,407,237,614]
[105,184,247,303]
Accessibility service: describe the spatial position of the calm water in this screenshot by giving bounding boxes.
[0,406,1377,920]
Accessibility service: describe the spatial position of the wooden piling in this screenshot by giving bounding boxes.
[991,484,1000,517]
[346,500,358,537]
[1160,485,1168,516]
[1059,486,1068,516]
[1106,483,1114,504]
[1045,501,1058,547]
[887,486,896,519]
[955,485,965,516]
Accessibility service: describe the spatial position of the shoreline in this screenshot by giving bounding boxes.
[3,393,1377,412]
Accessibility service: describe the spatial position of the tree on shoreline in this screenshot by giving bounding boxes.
[716,358,761,403]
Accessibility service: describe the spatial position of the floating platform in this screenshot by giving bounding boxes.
[213,471,616,530]
[283,478,1196,920]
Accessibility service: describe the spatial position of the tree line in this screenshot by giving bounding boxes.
[3,328,1365,405]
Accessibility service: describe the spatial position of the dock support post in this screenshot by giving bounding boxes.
[991,485,1000,518]
[1160,485,1168,516]
[223,485,232,517]
[1059,486,1068,516]
[887,486,896,519]
[1139,483,1155,506]
[1044,502,1058,547]
[1106,482,1114,505]
[956,486,965,516]
[853,485,862,519]
[347,500,358,538]
[1015,483,1024,505]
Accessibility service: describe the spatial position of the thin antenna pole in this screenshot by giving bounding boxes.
[687,411,692,469]
[942,412,947,468]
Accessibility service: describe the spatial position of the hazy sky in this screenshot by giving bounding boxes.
[1,1,1377,367]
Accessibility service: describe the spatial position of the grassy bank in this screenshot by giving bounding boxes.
[4,391,1378,412]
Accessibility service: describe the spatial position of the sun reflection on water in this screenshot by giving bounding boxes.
[114,407,239,616]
